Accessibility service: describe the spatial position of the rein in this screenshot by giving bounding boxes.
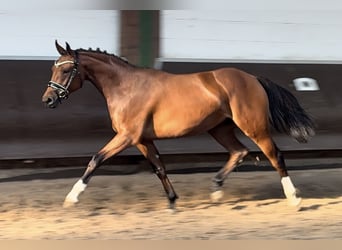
[48,58,79,100]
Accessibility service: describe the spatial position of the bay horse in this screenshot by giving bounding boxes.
[42,41,315,209]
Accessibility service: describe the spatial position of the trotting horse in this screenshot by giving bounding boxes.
[42,41,315,209]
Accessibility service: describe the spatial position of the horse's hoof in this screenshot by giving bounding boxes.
[166,208,178,214]
[63,199,78,208]
[287,196,302,210]
[210,190,224,203]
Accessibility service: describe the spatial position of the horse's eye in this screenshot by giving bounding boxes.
[63,69,71,74]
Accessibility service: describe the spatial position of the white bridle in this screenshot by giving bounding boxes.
[48,59,78,99]
[54,60,75,67]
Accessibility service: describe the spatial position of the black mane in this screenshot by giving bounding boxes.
[75,47,136,67]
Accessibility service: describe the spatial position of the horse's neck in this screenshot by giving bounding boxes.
[81,55,133,101]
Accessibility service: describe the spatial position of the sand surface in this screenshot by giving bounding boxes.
[0,167,341,239]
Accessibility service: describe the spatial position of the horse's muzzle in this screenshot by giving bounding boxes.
[42,94,59,109]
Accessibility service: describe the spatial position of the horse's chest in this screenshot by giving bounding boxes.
[107,102,149,132]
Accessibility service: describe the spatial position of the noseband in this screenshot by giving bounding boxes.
[48,59,79,100]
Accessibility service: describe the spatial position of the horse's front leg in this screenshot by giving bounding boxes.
[136,141,179,210]
[63,134,132,208]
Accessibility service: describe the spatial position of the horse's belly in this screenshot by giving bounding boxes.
[150,109,227,139]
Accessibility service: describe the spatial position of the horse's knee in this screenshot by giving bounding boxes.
[91,153,104,166]
[213,149,248,185]
[154,166,166,178]
[236,149,249,161]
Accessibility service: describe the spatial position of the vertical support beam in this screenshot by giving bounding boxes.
[120,10,140,65]
[151,10,160,67]
[120,10,159,67]
[139,10,159,67]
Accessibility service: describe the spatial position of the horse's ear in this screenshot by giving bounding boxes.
[65,42,73,55]
[55,40,67,55]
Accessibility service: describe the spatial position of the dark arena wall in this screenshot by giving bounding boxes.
[0,60,112,138]
[1,59,342,161]
[0,60,113,160]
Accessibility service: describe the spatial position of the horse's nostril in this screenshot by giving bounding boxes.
[47,97,54,105]
[42,96,57,108]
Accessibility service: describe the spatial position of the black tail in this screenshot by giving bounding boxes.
[257,77,315,143]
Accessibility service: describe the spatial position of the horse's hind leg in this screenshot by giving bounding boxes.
[235,109,302,207]
[136,141,179,210]
[249,134,302,207]
[208,120,249,202]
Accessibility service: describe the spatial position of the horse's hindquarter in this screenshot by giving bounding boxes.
[213,68,270,133]
[149,71,230,138]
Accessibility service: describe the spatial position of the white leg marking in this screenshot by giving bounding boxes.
[210,190,224,203]
[281,176,302,207]
[63,179,87,207]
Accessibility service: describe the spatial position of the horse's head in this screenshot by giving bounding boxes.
[42,40,83,108]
